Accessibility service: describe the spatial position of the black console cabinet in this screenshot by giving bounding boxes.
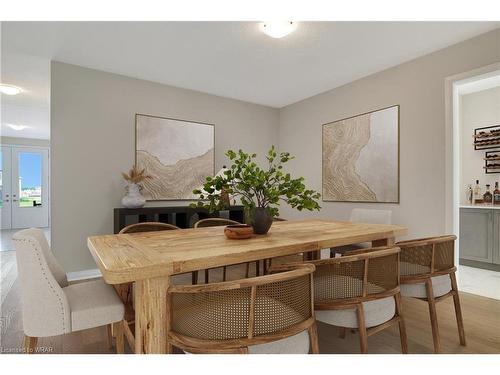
[113,205,245,233]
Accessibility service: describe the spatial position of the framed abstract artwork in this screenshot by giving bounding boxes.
[135,114,215,201]
[322,105,400,203]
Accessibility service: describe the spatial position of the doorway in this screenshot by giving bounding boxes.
[0,145,50,229]
[446,64,500,300]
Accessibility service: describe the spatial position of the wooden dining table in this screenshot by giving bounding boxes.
[87,218,407,354]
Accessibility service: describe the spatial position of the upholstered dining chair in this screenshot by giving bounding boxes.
[168,263,319,354]
[13,228,125,354]
[118,221,195,350]
[194,218,258,282]
[329,208,393,258]
[396,235,465,353]
[303,246,408,354]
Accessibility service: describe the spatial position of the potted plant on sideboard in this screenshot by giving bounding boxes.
[191,145,321,234]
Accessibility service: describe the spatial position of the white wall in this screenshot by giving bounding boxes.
[278,29,500,239]
[460,87,500,203]
[51,62,279,272]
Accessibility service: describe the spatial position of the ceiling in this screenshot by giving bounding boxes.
[1,21,499,139]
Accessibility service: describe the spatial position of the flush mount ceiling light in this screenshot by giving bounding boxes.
[0,84,22,95]
[260,21,297,39]
[6,123,29,131]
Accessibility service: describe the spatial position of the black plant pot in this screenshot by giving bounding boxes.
[251,207,273,235]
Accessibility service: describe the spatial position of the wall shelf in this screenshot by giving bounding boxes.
[474,124,500,150]
[484,151,500,174]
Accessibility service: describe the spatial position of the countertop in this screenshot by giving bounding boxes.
[460,204,500,210]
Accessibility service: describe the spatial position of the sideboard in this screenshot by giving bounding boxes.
[113,205,245,233]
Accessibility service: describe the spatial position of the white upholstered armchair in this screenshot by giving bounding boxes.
[13,228,125,354]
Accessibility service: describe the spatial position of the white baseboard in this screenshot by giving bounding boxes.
[67,268,102,282]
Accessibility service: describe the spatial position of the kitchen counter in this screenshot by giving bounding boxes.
[460,204,500,210]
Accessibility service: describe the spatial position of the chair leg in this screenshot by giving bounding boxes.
[338,327,346,339]
[106,324,114,349]
[450,272,466,346]
[425,279,441,353]
[23,335,38,354]
[245,262,250,278]
[308,323,320,354]
[113,321,124,354]
[192,271,198,285]
[356,304,368,354]
[394,293,408,354]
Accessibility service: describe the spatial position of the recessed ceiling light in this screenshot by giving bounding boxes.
[6,123,29,131]
[260,21,297,39]
[0,84,22,95]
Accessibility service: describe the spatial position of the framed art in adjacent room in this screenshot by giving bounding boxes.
[322,105,400,203]
[135,114,215,200]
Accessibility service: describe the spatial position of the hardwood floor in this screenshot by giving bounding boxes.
[1,251,499,354]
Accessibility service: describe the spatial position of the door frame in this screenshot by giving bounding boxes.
[0,143,51,229]
[1,146,13,229]
[444,62,500,266]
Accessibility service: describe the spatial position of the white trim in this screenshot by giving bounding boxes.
[67,268,102,282]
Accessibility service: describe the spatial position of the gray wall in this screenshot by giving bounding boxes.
[51,62,279,271]
[278,29,500,239]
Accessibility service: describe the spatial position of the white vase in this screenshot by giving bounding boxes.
[122,183,146,208]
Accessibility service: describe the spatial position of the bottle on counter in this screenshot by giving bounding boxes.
[483,184,493,204]
[494,182,500,205]
[473,180,482,204]
[467,185,473,204]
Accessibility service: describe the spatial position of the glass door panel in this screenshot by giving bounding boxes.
[18,152,43,207]
[12,147,49,229]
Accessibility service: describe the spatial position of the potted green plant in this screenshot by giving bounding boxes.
[191,145,321,234]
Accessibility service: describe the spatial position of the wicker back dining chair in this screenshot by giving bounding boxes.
[117,221,188,350]
[303,246,407,354]
[168,264,319,354]
[194,218,258,282]
[396,235,465,353]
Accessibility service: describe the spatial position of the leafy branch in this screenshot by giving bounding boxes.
[191,145,321,218]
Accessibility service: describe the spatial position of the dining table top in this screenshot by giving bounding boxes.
[87,218,408,284]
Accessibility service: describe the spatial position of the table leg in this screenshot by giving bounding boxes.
[372,236,395,247]
[134,276,170,354]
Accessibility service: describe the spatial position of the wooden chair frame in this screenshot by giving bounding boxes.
[396,235,465,353]
[289,246,408,354]
[167,264,320,354]
[194,218,258,282]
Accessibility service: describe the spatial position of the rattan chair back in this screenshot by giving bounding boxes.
[304,246,400,309]
[396,235,456,281]
[168,264,317,353]
[194,218,241,228]
[119,221,180,234]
